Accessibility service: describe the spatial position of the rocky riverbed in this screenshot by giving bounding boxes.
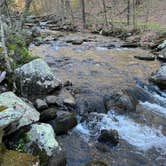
[1,29,166,166]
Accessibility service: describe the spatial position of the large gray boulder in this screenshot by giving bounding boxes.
[27,123,66,165]
[15,58,62,97]
[27,123,61,156]
[0,92,40,135]
[150,64,166,89]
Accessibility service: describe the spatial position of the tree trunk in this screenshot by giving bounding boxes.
[80,0,86,28]
[65,0,75,28]
[102,0,108,27]
[20,0,33,28]
[127,0,130,26]
[61,0,65,25]
[132,0,136,29]
[0,16,12,72]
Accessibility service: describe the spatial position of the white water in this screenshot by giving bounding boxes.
[75,123,90,136]
[99,111,166,152]
[140,101,166,118]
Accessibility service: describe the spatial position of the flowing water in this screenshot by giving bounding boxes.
[30,31,166,166]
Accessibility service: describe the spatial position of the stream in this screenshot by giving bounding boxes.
[30,31,166,166]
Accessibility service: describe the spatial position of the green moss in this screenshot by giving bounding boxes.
[0,148,38,166]
[7,31,38,69]
[13,133,30,153]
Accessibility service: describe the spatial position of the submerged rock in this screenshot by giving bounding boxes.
[49,111,77,135]
[134,54,155,61]
[76,94,107,115]
[0,92,39,135]
[150,64,166,89]
[105,92,135,112]
[15,58,62,97]
[98,129,119,145]
[72,39,84,45]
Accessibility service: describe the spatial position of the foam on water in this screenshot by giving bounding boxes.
[75,123,90,135]
[99,111,166,152]
[140,101,166,117]
[96,46,108,51]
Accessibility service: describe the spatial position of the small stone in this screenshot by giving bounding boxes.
[63,98,76,107]
[63,79,72,87]
[45,95,58,105]
[34,99,48,111]
[98,129,119,145]
[134,54,155,61]
[72,39,83,45]
[49,111,77,135]
[40,108,57,122]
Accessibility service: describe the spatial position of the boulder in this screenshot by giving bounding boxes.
[105,86,157,112]
[28,123,61,156]
[0,145,39,166]
[76,94,107,115]
[105,92,135,112]
[15,58,62,97]
[0,92,39,135]
[124,86,157,104]
[150,65,166,89]
[40,108,57,122]
[27,123,65,165]
[34,99,48,111]
[49,111,77,135]
[98,129,119,145]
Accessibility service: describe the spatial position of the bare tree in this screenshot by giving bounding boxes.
[80,0,86,28]
[60,0,65,25]
[20,0,33,28]
[127,0,130,26]
[102,0,108,27]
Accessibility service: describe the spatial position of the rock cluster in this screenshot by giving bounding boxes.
[0,58,77,166]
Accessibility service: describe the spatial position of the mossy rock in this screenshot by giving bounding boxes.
[85,160,108,166]
[0,144,39,166]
